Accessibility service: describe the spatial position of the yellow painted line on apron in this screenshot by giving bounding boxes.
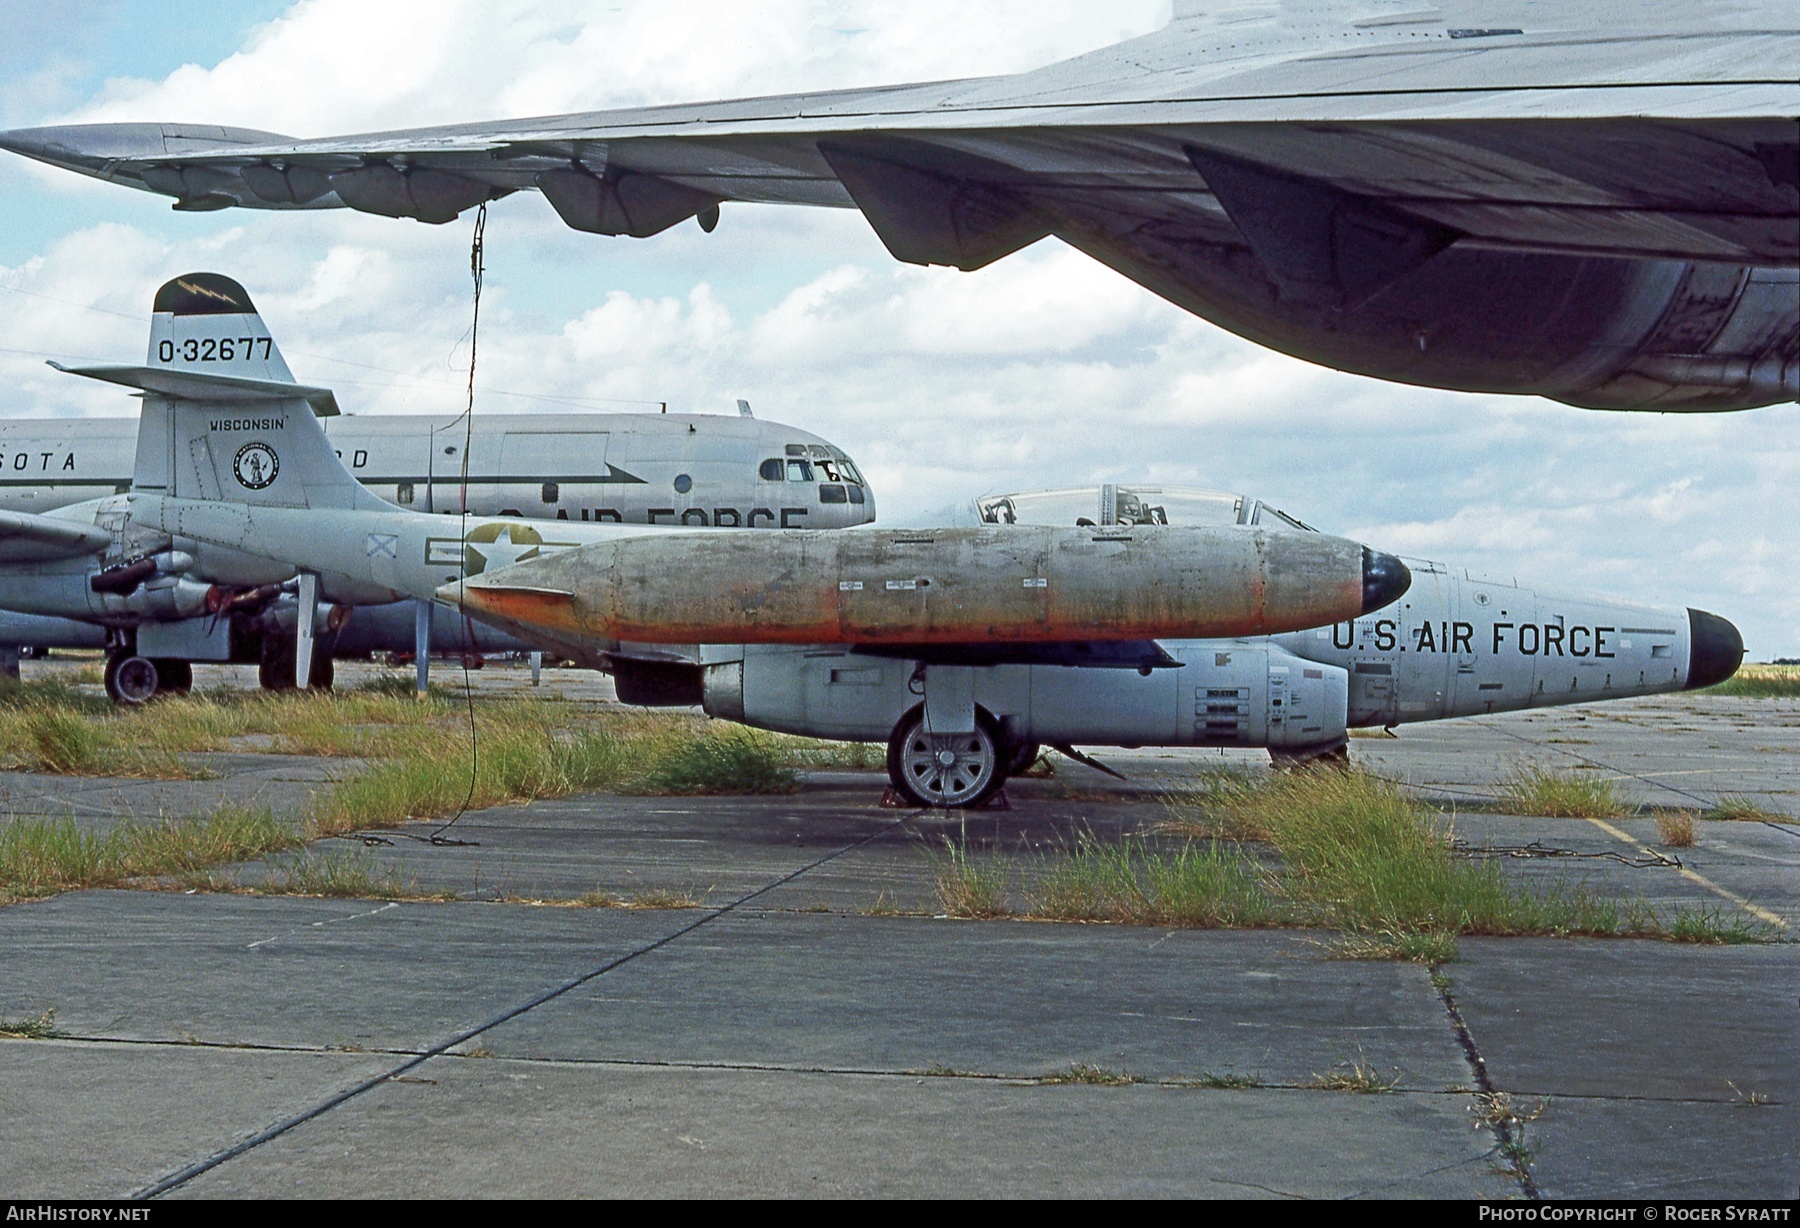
[1585,817,1788,930]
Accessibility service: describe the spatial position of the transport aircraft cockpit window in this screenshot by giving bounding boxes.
[815,457,863,486]
[758,456,822,483]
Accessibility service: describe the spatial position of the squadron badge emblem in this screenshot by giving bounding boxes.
[232,442,279,490]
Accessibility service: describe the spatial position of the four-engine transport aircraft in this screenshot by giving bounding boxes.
[3,1,1796,410]
[686,484,1744,806]
[40,272,1410,711]
[0,408,874,527]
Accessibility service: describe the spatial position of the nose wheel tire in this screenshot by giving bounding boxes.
[103,654,161,706]
[885,706,1005,809]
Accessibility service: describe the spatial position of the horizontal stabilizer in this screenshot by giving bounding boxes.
[0,508,111,561]
[49,362,339,416]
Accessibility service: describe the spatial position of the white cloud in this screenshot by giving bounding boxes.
[3,3,1799,658]
[70,1,1170,133]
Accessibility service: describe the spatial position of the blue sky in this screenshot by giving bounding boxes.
[0,1,1796,656]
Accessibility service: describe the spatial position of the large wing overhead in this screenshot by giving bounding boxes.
[6,0,1796,410]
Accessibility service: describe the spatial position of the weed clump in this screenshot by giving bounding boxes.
[0,806,298,901]
[0,1008,57,1039]
[1307,1058,1400,1093]
[1502,768,1629,819]
[639,728,799,795]
[1200,770,1543,936]
[259,850,446,899]
[1039,1063,1142,1086]
[1150,770,1759,946]
[1178,1071,1261,1089]
[1027,837,1283,927]
[1657,812,1697,848]
[0,675,109,714]
[1327,928,1459,964]
[1705,795,1782,823]
[921,768,1774,948]
[23,709,105,773]
[1667,906,1776,945]
[934,841,1011,918]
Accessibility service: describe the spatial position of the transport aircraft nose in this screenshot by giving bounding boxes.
[1685,608,1744,690]
[1360,549,1411,614]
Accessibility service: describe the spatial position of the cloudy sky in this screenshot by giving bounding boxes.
[0,1,1795,655]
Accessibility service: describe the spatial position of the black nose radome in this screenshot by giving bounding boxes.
[1685,608,1744,690]
[1361,549,1411,614]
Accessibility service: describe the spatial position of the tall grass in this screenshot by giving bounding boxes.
[0,675,110,715]
[934,840,1011,918]
[1024,838,1284,927]
[0,684,468,771]
[1706,795,1783,822]
[1190,770,1666,937]
[0,806,297,901]
[309,715,799,834]
[261,850,457,900]
[1501,768,1629,819]
[930,769,1774,951]
[0,682,825,798]
[640,728,799,795]
[22,709,105,773]
[1702,665,1800,698]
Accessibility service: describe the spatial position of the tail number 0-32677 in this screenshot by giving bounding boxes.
[158,337,275,363]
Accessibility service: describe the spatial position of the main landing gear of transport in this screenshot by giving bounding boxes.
[102,653,192,706]
[101,632,333,705]
[258,634,334,693]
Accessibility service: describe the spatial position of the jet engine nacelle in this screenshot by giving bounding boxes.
[701,642,1349,756]
[697,567,1742,765]
[1073,218,1800,412]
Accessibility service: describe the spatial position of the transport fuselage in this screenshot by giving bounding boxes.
[0,412,873,528]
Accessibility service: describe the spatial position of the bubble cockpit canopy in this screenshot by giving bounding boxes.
[975,485,1315,533]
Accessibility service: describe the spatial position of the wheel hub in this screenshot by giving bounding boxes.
[900,722,997,808]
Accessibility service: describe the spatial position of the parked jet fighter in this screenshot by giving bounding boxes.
[0,276,872,696]
[4,2,1796,410]
[693,484,1743,806]
[44,273,1408,705]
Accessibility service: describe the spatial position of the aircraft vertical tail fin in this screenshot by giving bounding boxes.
[55,272,382,512]
[146,272,296,382]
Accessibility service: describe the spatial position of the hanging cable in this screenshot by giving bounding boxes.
[429,202,487,845]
